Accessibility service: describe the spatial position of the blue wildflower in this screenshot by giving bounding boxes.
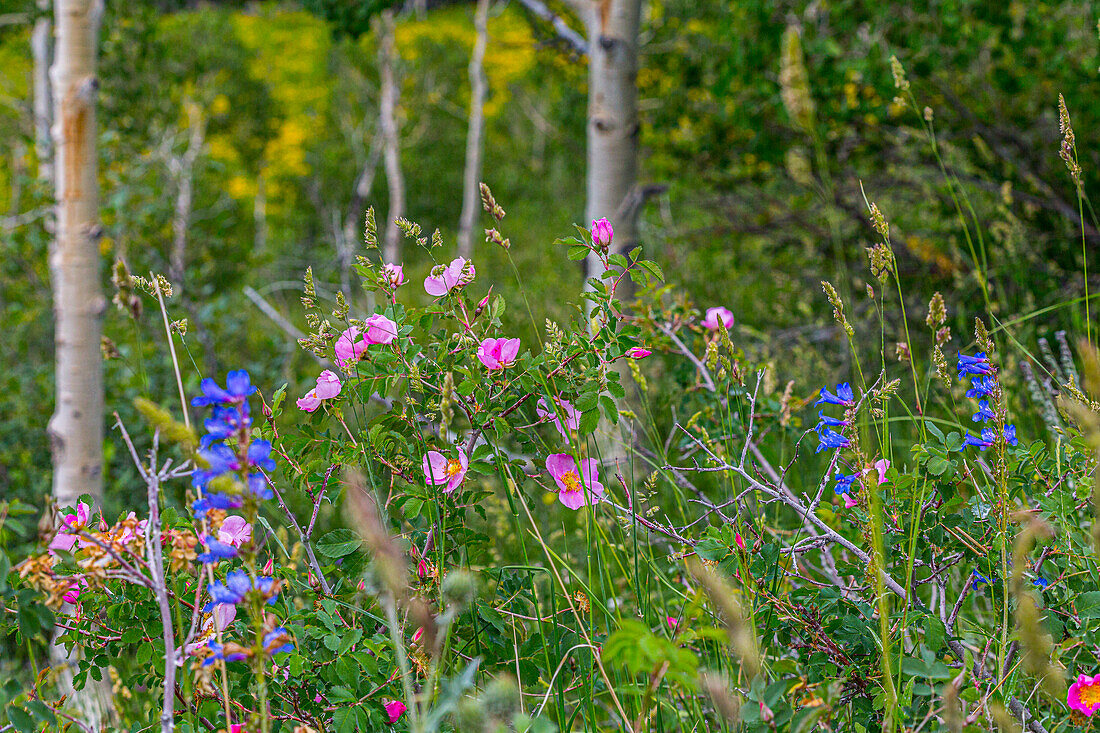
[204,570,280,611]
[957,352,993,380]
[263,627,294,656]
[1033,577,1049,590]
[197,535,238,564]
[192,492,244,520]
[191,370,257,407]
[971,571,991,590]
[815,426,850,453]
[192,444,237,490]
[833,472,859,495]
[247,472,273,500]
[814,411,850,433]
[972,400,995,423]
[201,404,251,449]
[966,376,996,399]
[963,429,996,451]
[1004,424,1018,446]
[201,639,249,667]
[247,440,276,472]
[815,382,855,407]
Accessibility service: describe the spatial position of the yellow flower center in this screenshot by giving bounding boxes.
[560,471,581,492]
[1081,681,1100,708]
[445,459,463,478]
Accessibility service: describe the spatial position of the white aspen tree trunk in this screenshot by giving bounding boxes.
[457,0,490,259]
[341,127,382,288]
[49,0,114,725]
[50,0,104,516]
[32,0,52,184]
[168,99,205,292]
[580,0,641,285]
[378,8,405,264]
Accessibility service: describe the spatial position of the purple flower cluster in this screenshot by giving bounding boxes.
[957,353,1018,451]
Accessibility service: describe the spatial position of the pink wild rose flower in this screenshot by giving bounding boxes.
[702,306,735,330]
[545,453,605,510]
[49,502,92,554]
[382,263,405,289]
[297,370,342,412]
[591,218,614,249]
[477,337,520,370]
[217,515,252,547]
[424,257,474,297]
[536,397,581,439]
[363,314,399,345]
[1069,674,1100,716]
[334,327,369,369]
[423,449,469,494]
[384,700,407,724]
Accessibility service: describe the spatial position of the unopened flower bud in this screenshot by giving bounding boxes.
[591,217,614,252]
[262,558,274,574]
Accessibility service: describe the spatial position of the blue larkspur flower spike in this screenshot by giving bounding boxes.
[957,352,993,380]
[815,426,850,453]
[197,536,238,564]
[966,376,996,399]
[971,571,991,591]
[816,382,855,407]
[192,492,244,520]
[202,639,248,667]
[833,472,859,495]
[1033,577,1049,590]
[201,404,251,449]
[1004,425,1018,446]
[972,400,995,423]
[191,370,257,407]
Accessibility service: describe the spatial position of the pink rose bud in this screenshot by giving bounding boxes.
[665,616,678,630]
[735,532,745,550]
[418,560,429,579]
[357,579,366,592]
[262,558,274,574]
[412,627,424,643]
[591,217,614,251]
[626,347,651,359]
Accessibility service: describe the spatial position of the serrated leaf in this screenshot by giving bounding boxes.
[579,409,600,435]
[317,529,362,558]
[567,245,589,261]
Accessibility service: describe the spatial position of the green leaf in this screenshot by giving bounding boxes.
[579,409,600,436]
[333,706,359,733]
[1078,591,1100,618]
[926,455,950,476]
[337,628,363,655]
[568,245,589,261]
[317,529,362,558]
[6,705,35,733]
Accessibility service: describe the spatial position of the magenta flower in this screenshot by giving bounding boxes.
[665,616,679,630]
[873,459,890,485]
[384,700,407,724]
[297,370,342,412]
[626,347,651,359]
[48,502,92,553]
[702,307,735,330]
[536,397,581,439]
[843,493,859,509]
[1069,674,1100,716]
[735,532,745,550]
[423,448,469,494]
[545,453,605,510]
[424,257,474,297]
[62,577,87,605]
[217,515,252,547]
[334,327,369,369]
[477,337,520,370]
[591,217,614,249]
[382,263,404,288]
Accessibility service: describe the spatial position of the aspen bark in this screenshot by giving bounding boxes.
[32,0,52,184]
[457,0,490,259]
[168,100,205,292]
[581,0,641,284]
[49,0,113,725]
[49,0,104,512]
[378,8,405,264]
